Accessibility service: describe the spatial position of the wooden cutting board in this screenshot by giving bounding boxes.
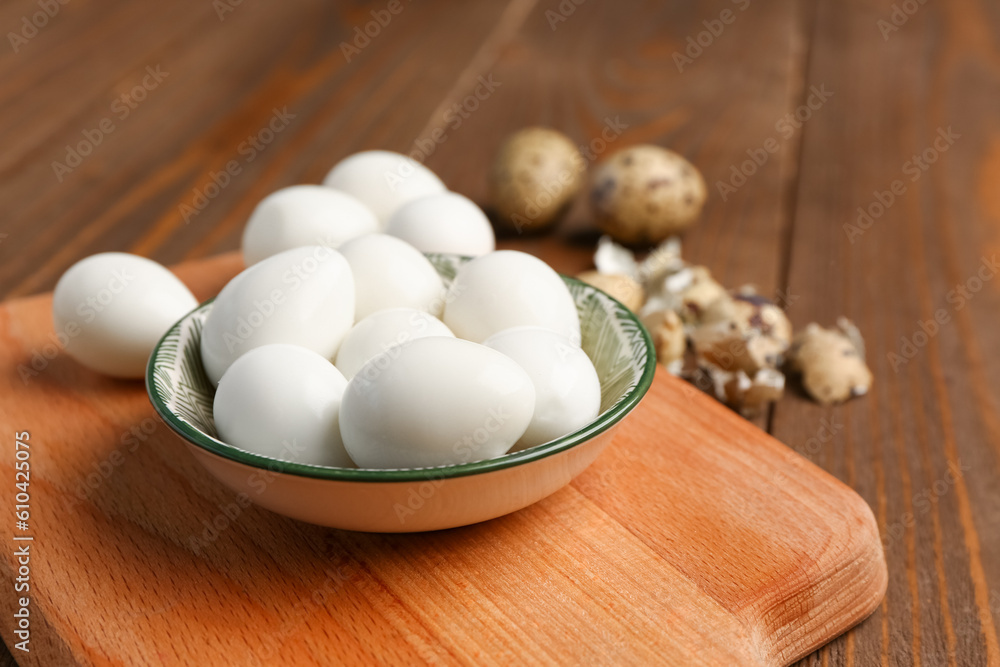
[0,253,886,666]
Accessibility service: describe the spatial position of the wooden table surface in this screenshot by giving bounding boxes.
[1,0,998,665]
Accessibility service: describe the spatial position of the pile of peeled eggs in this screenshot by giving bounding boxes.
[52,150,602,469]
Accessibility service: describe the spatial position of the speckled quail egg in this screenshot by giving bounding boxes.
[590,145,706,244]
[488,127,585,232]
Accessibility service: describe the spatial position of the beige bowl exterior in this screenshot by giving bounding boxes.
[186,425,618,533]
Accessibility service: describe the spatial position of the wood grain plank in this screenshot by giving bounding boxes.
[0,0,519,299]
[427,0,808,290]
[774,0,1000,665]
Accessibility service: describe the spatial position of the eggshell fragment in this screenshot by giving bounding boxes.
[788,319,873,405]
[384,191,495,257]
[52,252,198,378]
[698,292,792,371]
[337,234,446,320]
[641,308,686,370]
[340,337,535,468]
[594,234,640,278]
[576,271,645,312]
[200,246,355,385]
[214,344,353,467]
[323,150,446,226]
[241,185,378,266]
[646,265,727,325]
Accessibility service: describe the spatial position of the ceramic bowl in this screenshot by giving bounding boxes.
[146,254,655,533]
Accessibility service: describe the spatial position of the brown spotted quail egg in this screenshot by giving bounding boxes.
[590,145,706,244]
[488,127,585,232]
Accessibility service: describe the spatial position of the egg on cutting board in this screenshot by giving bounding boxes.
[339,337,535,469]
[323,150,446,227]
[52,252,198,378]
[338,234,446,320]
[335,307,454,380]
[200,245,355,385]
[241,185,378,266]
[442,250,581,344]
[214,344,354,467]
[484,326,601,450]
[384,191,495,257]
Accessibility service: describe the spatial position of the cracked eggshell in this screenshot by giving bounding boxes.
[338,234,446,320]
[723,368,785,417]
[641,308,687,367]
[789,320,873,405]
[335,307,454,380]
[384,191,495,257]
[241,185,378,266]
[323,150,446,226]
[637,236,685,283]
[590,145,707,244]
[214,344,354,467]
[443,250,581,344]
[701,292,792,370]
[689,323,759,375]
[576,271,645,312]
[489,127,585,232]
[484,326,601,449]
[725,292,793,346]
[200,246,355,385]
[744,368,785,409]
[594,235,640,279]
[52,252,198,378]
[655,265,728,324]
[340,337,535,468]
[678,357,725,401]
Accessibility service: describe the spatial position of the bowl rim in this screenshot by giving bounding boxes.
[146,274,656,483]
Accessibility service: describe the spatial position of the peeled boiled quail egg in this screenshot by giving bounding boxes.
[340,337,535,469]
[322,150,446,226]
[484,326,601,449]
[338,234,445,320]
[241,185,378,266]
[384,191,495,257]
[335,307,454,380]
[214,344,353,467]
[200,246,355,385]
[442,250,581,344]
[52,252,198,378]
